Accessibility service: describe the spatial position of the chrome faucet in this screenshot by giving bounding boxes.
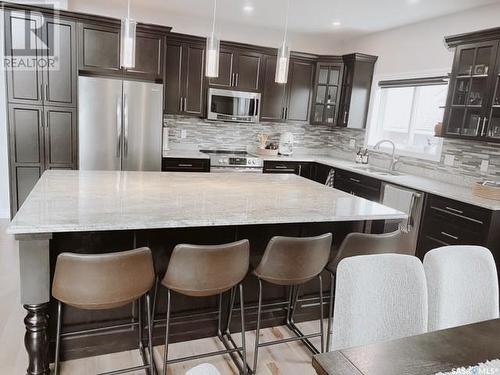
[374,139,399,171]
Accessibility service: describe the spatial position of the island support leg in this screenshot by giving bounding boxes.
[17,234,52,375]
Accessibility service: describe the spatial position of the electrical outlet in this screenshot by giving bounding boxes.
[480,160,489,173]
[180,129,187,139]
[349,139,356,149]
[444,154,455,167]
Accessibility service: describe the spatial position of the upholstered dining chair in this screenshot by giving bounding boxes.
[330,253,428,351]
[423,245,499,331]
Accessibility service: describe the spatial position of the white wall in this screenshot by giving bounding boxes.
[0,9,10,218]
[340,2,500,78]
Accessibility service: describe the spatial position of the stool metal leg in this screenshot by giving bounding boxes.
[318,274,325,353]
[145,293,155,375]
[252,278,263,374]
[326,271,335,352]
[162,289,171,375]
[54,301,62,375]
[239,284,248,375]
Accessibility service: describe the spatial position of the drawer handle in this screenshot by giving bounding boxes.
[349,177,361,183]
[275,165,289,169]
[178,163,193,167]
[441,231,459,240]
[269,169,295,172]
[445,206,463,215]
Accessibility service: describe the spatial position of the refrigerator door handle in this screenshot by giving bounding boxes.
[116,95,122,158]
[124,93,129,157]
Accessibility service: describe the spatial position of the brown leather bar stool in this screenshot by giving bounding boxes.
[325,230,413,351]
[252,233,333,373]
[52,247,155,375]
[157,240,250,375]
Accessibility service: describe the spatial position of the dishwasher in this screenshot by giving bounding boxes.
[380,182,425,255]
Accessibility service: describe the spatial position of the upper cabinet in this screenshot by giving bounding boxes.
[78,22,166,81]
[208,44,262,92]
[311,59,343,125]
[165,34,206,116]
[4,11,77,107]
[337,53,377,129]
[443,30,500,142]
[260,54,315,122]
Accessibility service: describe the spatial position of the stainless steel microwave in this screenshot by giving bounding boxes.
[207,88,261,123]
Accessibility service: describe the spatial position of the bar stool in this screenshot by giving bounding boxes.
[252,233,332,373]
[52,247,156,375]
[158,239,250,375]
[325,230,411,351]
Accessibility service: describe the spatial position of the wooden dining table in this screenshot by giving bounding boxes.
[312,318,500,375]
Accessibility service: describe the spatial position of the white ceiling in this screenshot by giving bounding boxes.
[67,0,500,53]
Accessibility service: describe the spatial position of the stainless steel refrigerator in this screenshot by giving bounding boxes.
[78,76,163,171]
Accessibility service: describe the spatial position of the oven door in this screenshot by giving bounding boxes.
[207,88,261,122]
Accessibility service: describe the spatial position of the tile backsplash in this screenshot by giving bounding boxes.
[164,114,500,186]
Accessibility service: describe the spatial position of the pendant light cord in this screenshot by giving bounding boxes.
[211,0,217,36]
[282,0,290,45]
[127,0,131,19]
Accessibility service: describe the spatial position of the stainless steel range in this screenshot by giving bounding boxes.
[201,150,263,173]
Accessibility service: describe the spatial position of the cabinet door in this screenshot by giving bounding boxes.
[165,41,183,114]
[8,105,44,212]
[311,63,343,125]
[444,41,499,138]
[182,44,206,116]
[235,50,262,91]
[485,45,500,141]
[285,59,314,121]
[44,107,77,169]
[260,55,286,122]
[208,48,235,88]
[125,31,164,80]
[43,18,77,107]
[78,22,121,74]
[4,11,44,105]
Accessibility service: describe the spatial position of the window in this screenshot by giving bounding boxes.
[367,77,449,161]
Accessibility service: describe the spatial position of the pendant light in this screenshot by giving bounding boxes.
[275,0,291,84]
[206,0,220,77]
[120,0,137,69]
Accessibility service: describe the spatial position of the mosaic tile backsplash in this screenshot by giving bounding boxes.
[164,115,500,185]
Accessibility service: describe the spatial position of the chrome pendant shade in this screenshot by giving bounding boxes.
[206,0,220,77]
[120,0,136,69]
[275,0,291,84]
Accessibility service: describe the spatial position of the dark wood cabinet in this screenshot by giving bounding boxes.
[333,169,382,202]
[44,107,77,169]
[165,35,205,116]
[4,12,77,107]
[417,194,500,265]
[79,22,165,80]
[337,53,377,129]
[162,158,210,172]
[263,161,311,179]
[443,38,500,141]
[311,59,343,125]
[310,163,334,184]
[260,55,315,122]
[208,46,262,92]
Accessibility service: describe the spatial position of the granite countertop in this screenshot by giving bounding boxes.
[7,170,406,235]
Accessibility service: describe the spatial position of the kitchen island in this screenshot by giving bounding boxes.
[7,170,406,375]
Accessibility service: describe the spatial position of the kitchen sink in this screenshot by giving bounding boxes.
[353,165,404,176]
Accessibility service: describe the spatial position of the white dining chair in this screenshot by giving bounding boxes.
[185,363,221,375]
[423,245,499,332]
[330,253,428,351]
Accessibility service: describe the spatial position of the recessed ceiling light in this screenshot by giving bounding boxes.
[243,4,254,13]
[332,21,341,27]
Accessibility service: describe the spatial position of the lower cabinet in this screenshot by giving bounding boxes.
[417,194,500,260]
[333,169,382,202]
[162,158,210,172]
[263,161,311,179]
[8,104,76,214]
[310,163,334,184]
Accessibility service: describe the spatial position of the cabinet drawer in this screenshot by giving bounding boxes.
[162,158,209,172]
[422,216,484,247]
[427,195,490,230]
[335,169,381,190]
[263,161,310,177]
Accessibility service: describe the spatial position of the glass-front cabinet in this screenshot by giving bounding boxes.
[311,61,343,125]
[444,39,500,141]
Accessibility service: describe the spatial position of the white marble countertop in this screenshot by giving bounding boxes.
[7,170,406,235]
[162,149,210,159]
